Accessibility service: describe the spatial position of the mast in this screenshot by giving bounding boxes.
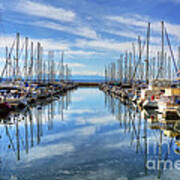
[40,46,43,82]
[66,64,68,81]
[157,51,160,78]
[117,59,121,83]
[58,52,61,81]
[129,52,132,83]
[24,37,28,81]
[61,51,64,81]
[178,46,180,70]
[131,36,142,83]
[105,65,107,83]
[30,42,34,81]
[132,43,136,81]
[146,22,150,84]
[16,32,20,80]
[120,55,123,83]
[164,52,167,79]
[111,62,116,81]
[51,51,54,82]
[5,46,8,79]
[9,48,12,81]
[110,63,113,81]
[168,56,171,80]
[124,51,128,82]
[37,42,41,82]
[48,51,50,82]
[152,57,155,80]
[43,54,46,82]
[156,21,164,80]
[161,21,164,79]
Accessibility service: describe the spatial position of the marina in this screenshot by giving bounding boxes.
[1,21,180,179]
[1,88,180,179]
[1,0,180,179]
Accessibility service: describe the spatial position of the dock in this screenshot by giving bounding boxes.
[77,82,100,87]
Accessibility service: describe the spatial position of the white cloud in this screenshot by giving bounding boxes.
[33,20,98,39]
[103,29,161,44]
[75,38,132,52]
[33,38,69,51]
[75,26,98,39]
[66,62,86,68]
[16,0,75,22]
[106,15,148,29]
[0,34,69,51]
[66,109,94,114]
[164,22,180,41]
[67,50,100,56]
[106,14,180,42]
[103,29,139,39]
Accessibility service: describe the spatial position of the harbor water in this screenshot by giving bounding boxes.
[1,88,180,180]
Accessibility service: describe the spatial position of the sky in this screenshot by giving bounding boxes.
[0,0,180,77]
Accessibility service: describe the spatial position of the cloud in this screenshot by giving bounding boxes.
[106,13,180,42]
[75,38,132,52]
[15,0,75,22]
[67,50,100,56]
[103,29,139,40]
[66,62,86,68]
[0,34,69,51]
[65,109,94,114]
[102,28,161,44]
[106,15,148,29]
[34,38,69,51]
[33,20,98,39]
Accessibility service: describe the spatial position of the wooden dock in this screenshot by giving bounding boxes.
[77,82,100,87]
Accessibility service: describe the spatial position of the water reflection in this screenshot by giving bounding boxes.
[1,89,180,179]
[105,92,180,179]
[0,92,71,163]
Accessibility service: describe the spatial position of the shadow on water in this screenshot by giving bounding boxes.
[0,88,180,179]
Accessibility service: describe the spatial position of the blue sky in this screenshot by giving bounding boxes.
[0,0,180,76]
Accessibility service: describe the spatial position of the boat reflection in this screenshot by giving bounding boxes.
[0,92,71,162]
[105,93,180,179]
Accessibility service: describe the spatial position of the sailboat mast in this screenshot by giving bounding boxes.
[16,32,20,80]
[161,21,164,79]
[146,22,150,84]
[25,37,28,81]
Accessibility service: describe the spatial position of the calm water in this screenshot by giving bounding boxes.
[0,88,180,180]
